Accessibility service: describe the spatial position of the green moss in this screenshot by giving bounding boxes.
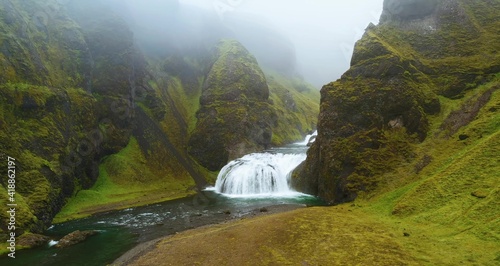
[188,39,275,170]
[54,137,196,223]
[0,83,100,232]
[265,69,320,145]
[352,79,499,247]
[0,0,89,87]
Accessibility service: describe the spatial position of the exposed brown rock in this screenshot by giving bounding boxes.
[55,230,98,248]
[17,233,50,248]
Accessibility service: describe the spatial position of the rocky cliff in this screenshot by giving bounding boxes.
[293,0,499,204]
[188,40,275,171]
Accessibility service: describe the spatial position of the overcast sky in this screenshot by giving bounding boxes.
[179,0,384,88]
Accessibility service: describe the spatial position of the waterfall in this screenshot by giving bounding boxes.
[214,132,315,196]
[295,130,317,146]
[214,153,306,196]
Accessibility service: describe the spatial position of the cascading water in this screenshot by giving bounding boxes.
[295,130,317,146]
[214,153,306,196]
[214,133,314,196]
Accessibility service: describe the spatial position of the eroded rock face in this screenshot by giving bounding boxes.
[188,39,276,171]
[292,0,499,204]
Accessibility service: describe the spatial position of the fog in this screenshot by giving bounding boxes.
[119,0,383,88]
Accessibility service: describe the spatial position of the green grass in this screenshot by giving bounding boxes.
[353,79,500,264]
[53,137,195,223]
[265,69,320,145]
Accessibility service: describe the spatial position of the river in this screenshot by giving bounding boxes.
[0,132,321,265]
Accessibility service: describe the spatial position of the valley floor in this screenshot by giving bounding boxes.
[114,204,499,266]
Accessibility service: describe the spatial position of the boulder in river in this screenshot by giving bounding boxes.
[55,230,98,248]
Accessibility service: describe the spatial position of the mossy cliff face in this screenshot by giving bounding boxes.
[293,0,500,204]
[188,40,276,171]
[0,0,91,88]
[0,0,200,235]
[0,0,319,236]
[0,0,105,233]
[265,71,319,146]
[0,84,99,233]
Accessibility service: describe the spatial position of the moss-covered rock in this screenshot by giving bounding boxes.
[188,39,276,171]
[294,0,500,204]
[265,70,319,145]
[0,0,206,238]
[55,230,98,248]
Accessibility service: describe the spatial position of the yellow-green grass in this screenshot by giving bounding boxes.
[124,204,498,265]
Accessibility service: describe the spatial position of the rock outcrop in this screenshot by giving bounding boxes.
[293,0,500,204]
[188,40,276,171]
[55,230,98,248]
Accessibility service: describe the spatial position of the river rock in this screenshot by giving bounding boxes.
[55,230,98,248]
[17,233,50,248]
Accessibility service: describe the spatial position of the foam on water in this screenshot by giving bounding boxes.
[214,152,307,196]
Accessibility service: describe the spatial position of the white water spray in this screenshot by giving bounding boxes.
[295,130,317,146]
[214,132,315,196]
[215,153,306,196]
[48,240,59,247]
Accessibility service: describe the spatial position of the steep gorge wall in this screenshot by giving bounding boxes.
[293,0,500,204]
[0,0,131,232]
[188,39,319,171]
[0,0,200,234]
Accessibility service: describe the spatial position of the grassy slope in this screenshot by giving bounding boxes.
[53,137,195,223]
[265,69,320,145]
[126,79,499,265]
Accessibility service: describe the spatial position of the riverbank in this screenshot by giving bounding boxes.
[114,204,499,265]
[113,203,305,265]
[53,189,197,224]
